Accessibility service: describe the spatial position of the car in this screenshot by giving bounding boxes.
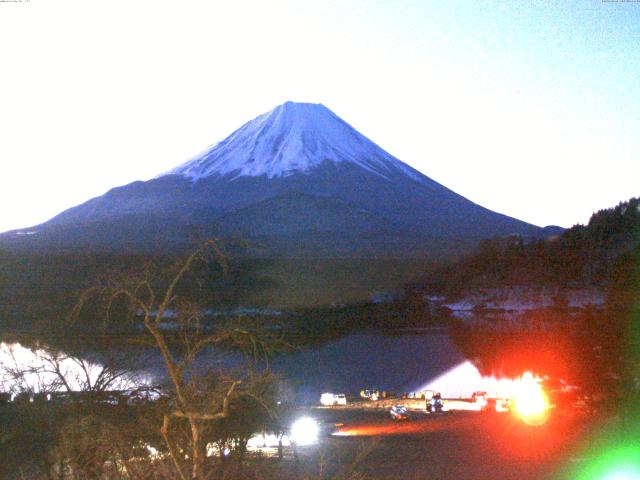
[390,405,410,421]
[472,391,510,412]
[334,394,347,405]
[494,397,511,412]
[360,389,381,401]
[472,391,488,409]
[320,393,335,406]
[426,392,444,413]
[320,393,347,406]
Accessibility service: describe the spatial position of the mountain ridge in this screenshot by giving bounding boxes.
[2,101,555,259]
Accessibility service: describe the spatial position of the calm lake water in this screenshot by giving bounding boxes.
[269,332,466,403]
[1,331,499,404]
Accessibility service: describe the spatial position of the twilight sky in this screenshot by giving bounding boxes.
[0,0,638,233]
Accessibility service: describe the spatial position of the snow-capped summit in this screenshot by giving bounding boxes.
[3,101,551,262]
[167,101,422,182]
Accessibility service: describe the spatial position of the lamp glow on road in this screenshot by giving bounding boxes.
[512,372,550,426]
[290,417,319,446]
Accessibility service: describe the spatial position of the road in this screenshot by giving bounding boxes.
[293,407,593,479]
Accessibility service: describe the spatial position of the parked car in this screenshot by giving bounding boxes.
[320,393,347,406]
[360,389,381,401]
[320,393,335,406]
[472,391,488,409]
[334,394,347,405]
[472,391,510,412]
[426,392,444,413]
[494,397,511,412]
[390,405,410,421]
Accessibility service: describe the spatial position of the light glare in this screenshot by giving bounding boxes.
[512,372,549,426]
[291,417,319,446]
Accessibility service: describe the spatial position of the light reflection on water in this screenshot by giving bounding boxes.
[268,332,468,403]
[0,342,153,394]
[0,333,495,402]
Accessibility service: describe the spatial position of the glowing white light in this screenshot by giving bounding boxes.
[418,361,519,398]
[246,432,291,450]
[512,372,549,425]
[602,467,640,480]
[290,417,319,446]
[145,444,164,460]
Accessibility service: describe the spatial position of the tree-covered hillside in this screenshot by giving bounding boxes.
[417,197,640,303]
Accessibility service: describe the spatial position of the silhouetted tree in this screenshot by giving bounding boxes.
[71,240,285,480]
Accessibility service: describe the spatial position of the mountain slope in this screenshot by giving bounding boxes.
[2,101,550,258]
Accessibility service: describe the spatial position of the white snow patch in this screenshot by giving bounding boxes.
[162,102,425,183]
[443,286,605,314]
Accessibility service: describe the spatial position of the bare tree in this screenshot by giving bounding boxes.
[71,240,283,480]
[0,341,139,398]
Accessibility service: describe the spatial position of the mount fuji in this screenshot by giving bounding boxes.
[2,101,555,258]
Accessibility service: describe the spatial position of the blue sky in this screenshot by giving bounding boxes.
[0,0,638,232]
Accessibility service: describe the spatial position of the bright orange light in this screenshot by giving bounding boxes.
[512,372,550,426]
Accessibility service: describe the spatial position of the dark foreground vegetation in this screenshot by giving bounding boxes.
[0,249,436,329]
[1,242,290,479]
[416,197,640,301]
[1,401,609,480]
[0,239,448,479]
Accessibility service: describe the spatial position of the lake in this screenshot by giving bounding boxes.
[0,330,509,404]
